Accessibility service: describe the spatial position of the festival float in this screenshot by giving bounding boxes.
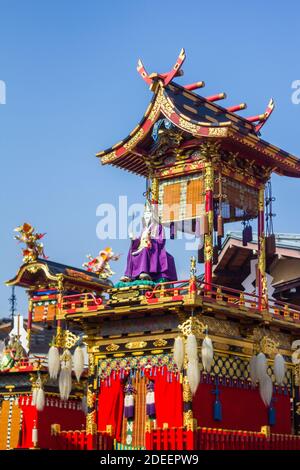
[3,49,300,450]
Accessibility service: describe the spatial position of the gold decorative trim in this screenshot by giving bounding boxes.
[153,339,167,347]
[125,341,147,350]
[106,343,120,352]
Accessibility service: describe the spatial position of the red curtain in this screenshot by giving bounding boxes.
[97,375,124,441]
[193,383,291,434]
[18,403,37,448]
[150,369,183,428]
[18,399,85,449]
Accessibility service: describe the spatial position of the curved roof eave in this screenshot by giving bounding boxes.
[96,80,300,179]
[96,81,232,167]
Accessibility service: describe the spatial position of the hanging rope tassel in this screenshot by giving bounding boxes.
[124,382,135,419]
[32,387,38,406]
[274,353,285,385]
[173,336,184,370]
[186,334,198,362]
[146,381,156,418]
[256,352,267,382]
[201,334,214,373]
[213,384,222,421]
[59,350,72,401]
[268,402,276,426]
[48,345,60,380]
[259,374,273,406]
[187,358,200,395]
[36,388,45,411]
[73,346,85,382]
[249,355,258,385]
[170,222,175,240]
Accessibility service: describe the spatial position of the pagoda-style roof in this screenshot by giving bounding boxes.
[6,258,111,293]
[97,49,300,178]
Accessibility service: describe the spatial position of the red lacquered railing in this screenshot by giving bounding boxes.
[61,293,103,314]
[146,427,300,451]
[59,277,300,325]
[145,279,300,323]
[145,279,190,300]
[50,430,113,450]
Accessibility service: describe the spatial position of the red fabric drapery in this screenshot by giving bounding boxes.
[193,383,291,434]
[18,399,85,449]
[18,403,37,448]
[147,368,183,429]
[97,369,183,439]
[97,375,124,441]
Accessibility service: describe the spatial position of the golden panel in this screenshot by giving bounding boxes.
[151,349,164,355]
[153,339,168,347]
[106,343,120,352]
[208,127,227,137]
[125,341,147,350]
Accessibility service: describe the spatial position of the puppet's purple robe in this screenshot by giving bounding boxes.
[124,223,177,281]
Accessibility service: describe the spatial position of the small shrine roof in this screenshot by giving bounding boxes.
[6,258,111,291]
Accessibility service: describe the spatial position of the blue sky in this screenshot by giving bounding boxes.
[1,0,300,316]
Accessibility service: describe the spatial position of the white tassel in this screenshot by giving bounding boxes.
[274,353,286,385]
[187,358,200,395]
[125,394,134,407]
[32,388,38,406]
[36,388,45,411]
[146,391,155,405]
[249,355,258,384]
[59,350,72,401]
[59,368,72,401]
[256,352,267,382]
[259,374,273,406]
[73,346,84,382]
[186,334,198,362]
[201,335,214,372]
[173,336,184,370]
[48,346,60,380]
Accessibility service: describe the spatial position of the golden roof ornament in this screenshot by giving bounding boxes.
[14,222,47,263]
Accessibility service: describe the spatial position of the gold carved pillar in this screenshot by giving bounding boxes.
[183,375,194,427]
[27,296,33,350]
[258,186,267,310]
[293,364,300,434]
[151,176,159,204]
[86,351,97,435]
[204,161,214,291]
[56,274,64,334]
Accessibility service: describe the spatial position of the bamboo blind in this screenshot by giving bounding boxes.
[161,182,181,222]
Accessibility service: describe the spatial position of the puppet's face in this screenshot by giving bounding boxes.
[143,208,152,227]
